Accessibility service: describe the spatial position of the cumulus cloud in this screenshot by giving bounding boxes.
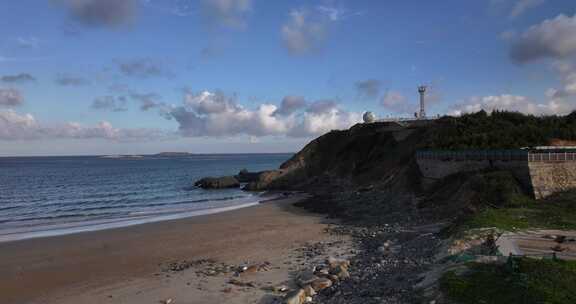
[115,58,172,78]
[0,88,24,107]
[306,99,338,114]
[55,74,91,86]
[509,0,545,19]
[547,61,576,98]
[91,96,128,112]
[281,8,328,55]
[184,90,238,115]
[0,109,169,141]
[201,0,252,29]
[168,90,361,138]
[510,14,576,63]
[273,96,307,116]
[355,79,382,99]
[1,73,36,84]
[53,0,137,28]
[449,94,574,116]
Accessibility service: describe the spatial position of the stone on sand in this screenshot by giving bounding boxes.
[284,289,306,304]
[310,278,332,291]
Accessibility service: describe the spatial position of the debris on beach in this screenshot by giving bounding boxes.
[228,278,257,288]
[282,256,352,304]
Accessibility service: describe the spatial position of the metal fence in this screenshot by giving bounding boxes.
[416,149,576,162]
[528,152,576,162]
[509,251,576,260]
[416,150,528,161]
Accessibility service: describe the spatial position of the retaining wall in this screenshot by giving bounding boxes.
[416,150,576,199]
[529,162,576,199]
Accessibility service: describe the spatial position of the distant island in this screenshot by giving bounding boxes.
[99,155,144,159]
[152,152,194,157]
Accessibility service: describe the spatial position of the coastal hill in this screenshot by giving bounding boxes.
[247,110,576,193]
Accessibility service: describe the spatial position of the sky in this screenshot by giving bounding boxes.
[1,0,576,156]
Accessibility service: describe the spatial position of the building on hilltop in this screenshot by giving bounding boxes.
[363,85,438,125]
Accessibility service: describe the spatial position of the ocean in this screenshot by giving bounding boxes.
[0,153,291,243]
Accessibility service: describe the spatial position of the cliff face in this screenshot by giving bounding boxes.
[246,121,437,191]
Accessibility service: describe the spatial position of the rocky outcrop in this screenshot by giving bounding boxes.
[194,176,240,189]
[243,170,288,191]
[235,169,262,183]
[245,121,436,191]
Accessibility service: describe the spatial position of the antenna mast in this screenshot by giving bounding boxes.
[418,85,427,119]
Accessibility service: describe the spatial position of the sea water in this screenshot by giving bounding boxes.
[0,153,291,242]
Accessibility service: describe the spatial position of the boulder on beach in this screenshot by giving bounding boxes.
[194,176,240,189]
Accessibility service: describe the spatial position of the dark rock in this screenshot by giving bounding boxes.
[194,176,240,189]
[235,169,262,183]
[243,170,286,191]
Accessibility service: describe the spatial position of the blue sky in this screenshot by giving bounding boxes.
[1,0,575,156]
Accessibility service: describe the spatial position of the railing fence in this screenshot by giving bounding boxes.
[416,150,576,162]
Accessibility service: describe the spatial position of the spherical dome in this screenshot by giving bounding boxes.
[363,111,376,123]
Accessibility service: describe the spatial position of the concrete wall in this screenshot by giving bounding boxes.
[529,162,576,199]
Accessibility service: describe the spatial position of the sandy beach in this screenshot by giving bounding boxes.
[0,195,352,304]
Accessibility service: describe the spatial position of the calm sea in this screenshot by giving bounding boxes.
[0,153,291,242]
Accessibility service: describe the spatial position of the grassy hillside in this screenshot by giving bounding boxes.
[428,110,576,149]
[441,258,576,304]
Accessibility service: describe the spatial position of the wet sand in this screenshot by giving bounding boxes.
[0,195,350,304]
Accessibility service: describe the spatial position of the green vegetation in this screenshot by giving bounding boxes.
[429,110,576,149]
[439,172,576,303]
[440,258,576,304]
[449,171,576,232]
[461,189,576,232]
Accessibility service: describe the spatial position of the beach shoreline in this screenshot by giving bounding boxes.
[0,192,279,244]
[0,193,352,304]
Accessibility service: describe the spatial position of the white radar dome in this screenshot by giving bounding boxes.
[363,111,376,123]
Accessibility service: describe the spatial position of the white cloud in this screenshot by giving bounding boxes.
[281,8,328,55]
[280,4,359,55]
[449,94,574,116]
[1,74,36,84]
[287,106,361,137]
[184,90,238,115]
[509,0,545,19]
[273,95,307,116]
[0,110,170,141]
[510,14,576,63]
[356,79,382,99]
[130,93,164,111]
[91,96,128,112]
[380,90,415,114]
[0,88,24,107]
[499,30,517,41]
[55,74,91,86]
[201,0,252,29]
[548,61,576,98]
[115,58,172,78]
[16,36,40,49]
[169,90,361,138]
[53,0,137,28]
